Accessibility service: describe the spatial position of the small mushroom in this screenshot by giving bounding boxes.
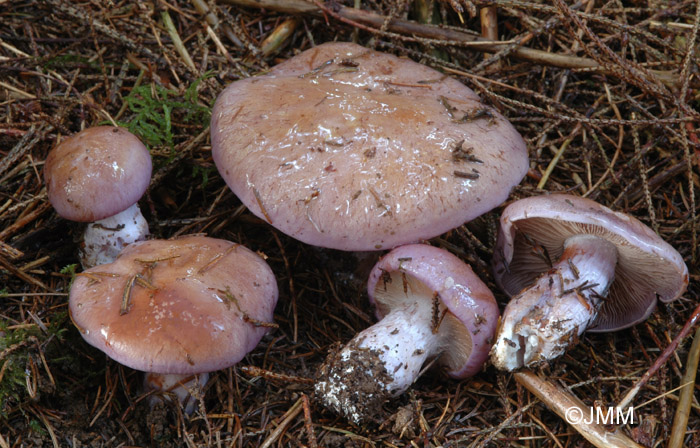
[490,194,688,371]
[69,235,278,413]
[44,126,152,268]
[211,42,528,251]
[315,244,499,424]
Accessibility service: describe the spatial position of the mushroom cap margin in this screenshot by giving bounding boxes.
[69,236,279,374]
[44,126,152,222]
[211,41,528,251]
[367,244,499,378]
[492,194,688,332]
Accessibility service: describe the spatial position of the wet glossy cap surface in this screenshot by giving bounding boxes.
[492,194,688,331]
[211,42,528,250]
[367,244,499,378]
[69,236,278,374]
[44,126,152,222]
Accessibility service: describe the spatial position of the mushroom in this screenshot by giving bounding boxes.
[211,42,528,251]
[490,194,688,371]
[68,235,278,413]
[44,126,152,268]
[315,244,499,424]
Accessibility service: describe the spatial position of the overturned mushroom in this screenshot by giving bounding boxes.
[211,42,528,251]
[44,126,152,268]
[315,244,499,424]
[69,236,278,413]
[490,194,688,371]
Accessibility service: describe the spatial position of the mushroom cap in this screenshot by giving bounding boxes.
[211,42,528,251]
[44,126,152,222]
[69,236,278,374]
[492,194,688,332]
[367,244,499,378]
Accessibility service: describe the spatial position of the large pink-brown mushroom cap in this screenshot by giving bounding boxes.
[211,42,528,251]
[44,126,152,222]
[367,244,499,378]
[492,194,688,332]
[69,236,278,375]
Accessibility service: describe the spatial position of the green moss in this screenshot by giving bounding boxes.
[28,419,47,437]
[60,263,78,287]
[191,163,213,189]
[118,73,213,152]
[0,325,35,415]
[0,312,68,417]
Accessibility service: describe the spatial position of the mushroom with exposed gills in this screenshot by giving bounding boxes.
[68,235,278,414]
[315,244,499,424]
[210,41,528,251]
[490,194,688,371]
[44,126,152,268]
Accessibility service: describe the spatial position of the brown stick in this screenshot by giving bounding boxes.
[0,201,51,243]
[191,0,243,47]
[667,326,700,448]
[514,371,644,448]
[219,0,682,87]
[479,5,499,65]
[260,18,299,57]
[0,255,48,291]
[301,393,319,448]
[480,6,499,41]
[259,398,303,448]
[0,241,23,260]
[617,301,700,411]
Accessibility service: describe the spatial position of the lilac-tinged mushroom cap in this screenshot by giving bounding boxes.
[211,42,528,251]
[69,236,278,375]
[45,126,152,222]
[367,244,499,378]
[492,194,688,332]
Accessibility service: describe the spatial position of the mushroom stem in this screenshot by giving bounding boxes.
[491,234,618,371]
[315,287,444,424]
[81,203,149,268]
[514,371,644,448]
[144,372,210,415]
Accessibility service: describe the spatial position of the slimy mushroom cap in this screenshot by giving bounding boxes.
[69,236,278,374]
[211,42,528,251]
[44,126,152,222]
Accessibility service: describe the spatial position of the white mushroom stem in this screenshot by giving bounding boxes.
[491,234,618,371]
[347,302,440,393]
[81,203,149,268]
[315,290,445,424]
[144,372,210,416]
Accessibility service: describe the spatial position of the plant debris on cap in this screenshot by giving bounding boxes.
[211,42,528,251]
[44,126,152,223]
[492,194,688,333]
[69,235,278,375]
